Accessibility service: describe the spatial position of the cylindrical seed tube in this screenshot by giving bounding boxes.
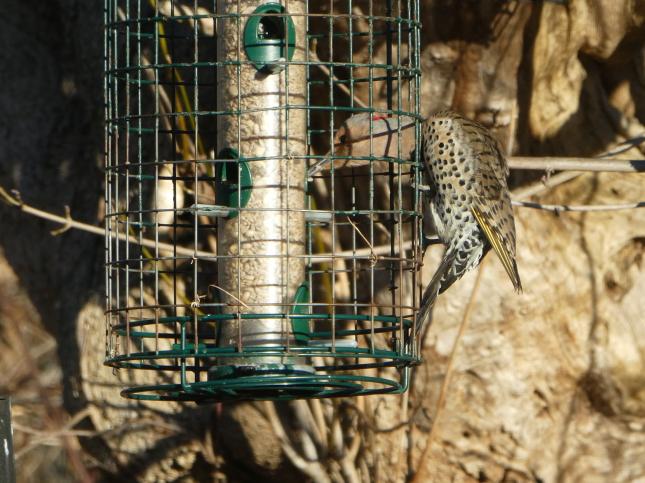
[215,1,307,367]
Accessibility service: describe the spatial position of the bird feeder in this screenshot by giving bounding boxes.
[104,0,423,402]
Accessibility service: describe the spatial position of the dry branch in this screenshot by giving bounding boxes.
[0,186,211,259]
[512,200,645,212]
[508,156,645,173]
[4,177,644,271]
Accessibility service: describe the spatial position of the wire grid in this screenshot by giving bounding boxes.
[104,0,422,402]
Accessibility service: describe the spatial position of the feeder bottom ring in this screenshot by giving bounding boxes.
[119,370,405,402]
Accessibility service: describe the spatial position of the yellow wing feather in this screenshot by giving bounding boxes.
[472,206,522,292]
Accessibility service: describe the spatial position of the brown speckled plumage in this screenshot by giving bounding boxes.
[417,110,522,333]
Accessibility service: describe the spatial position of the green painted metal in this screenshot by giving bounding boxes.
[243,3,296,71]
[105,0,423,403]
[111,312,411,331]
[104,311,417,401]
[291,282,312,343]
[119,370,410,402]
[215,148,253,218]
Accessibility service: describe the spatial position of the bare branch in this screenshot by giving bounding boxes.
[508,156,645,173]
[511,171,582,200]
[512,200,645,212]
[0,186,211,259]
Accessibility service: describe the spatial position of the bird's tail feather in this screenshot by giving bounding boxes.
[415,251,456,335]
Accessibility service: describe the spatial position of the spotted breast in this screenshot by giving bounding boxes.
[416,110,522,334]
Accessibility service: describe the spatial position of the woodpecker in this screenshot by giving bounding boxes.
[416,110,522,335]
[304,110,522,336]
[307,112,415,177]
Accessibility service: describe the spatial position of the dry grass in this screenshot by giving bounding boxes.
[0,256,93,482]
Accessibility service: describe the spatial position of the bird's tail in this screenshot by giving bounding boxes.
[415,250,456,336]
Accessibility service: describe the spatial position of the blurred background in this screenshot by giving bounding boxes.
[1,0,645,481]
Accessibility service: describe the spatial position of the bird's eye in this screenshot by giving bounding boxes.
[339,134,347,144]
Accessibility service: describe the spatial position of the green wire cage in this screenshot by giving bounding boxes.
[104,0,423,402]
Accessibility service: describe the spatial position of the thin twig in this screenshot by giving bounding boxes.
[1,183,406,262]
[0,186,211,259]
[411,259,487,483]
[345,216,377,265]
[511,171,582,200]
[512,200,645,212]
[13,423,98,439]
[602,134,645,156]
[345,216,374,251]
[50,205,72,236]
[338,399,424,434]
[208,284,250,309]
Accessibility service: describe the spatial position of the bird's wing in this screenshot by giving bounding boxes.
[469,130,522,292]
[471,204,522,292]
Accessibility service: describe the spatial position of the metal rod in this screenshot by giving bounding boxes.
[0,398,16,483]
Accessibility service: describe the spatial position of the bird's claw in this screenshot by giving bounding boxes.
[421,235,441,255]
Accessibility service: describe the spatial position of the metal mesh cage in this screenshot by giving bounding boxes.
[105,0,422,402]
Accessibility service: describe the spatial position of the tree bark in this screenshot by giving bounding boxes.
[1,1,644,481]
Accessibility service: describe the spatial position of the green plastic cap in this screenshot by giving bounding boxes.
[215,148,252,218]
[243,3,296,72]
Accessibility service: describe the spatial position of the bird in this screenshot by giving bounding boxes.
[416,110,522,335]
[307,112,416,178]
